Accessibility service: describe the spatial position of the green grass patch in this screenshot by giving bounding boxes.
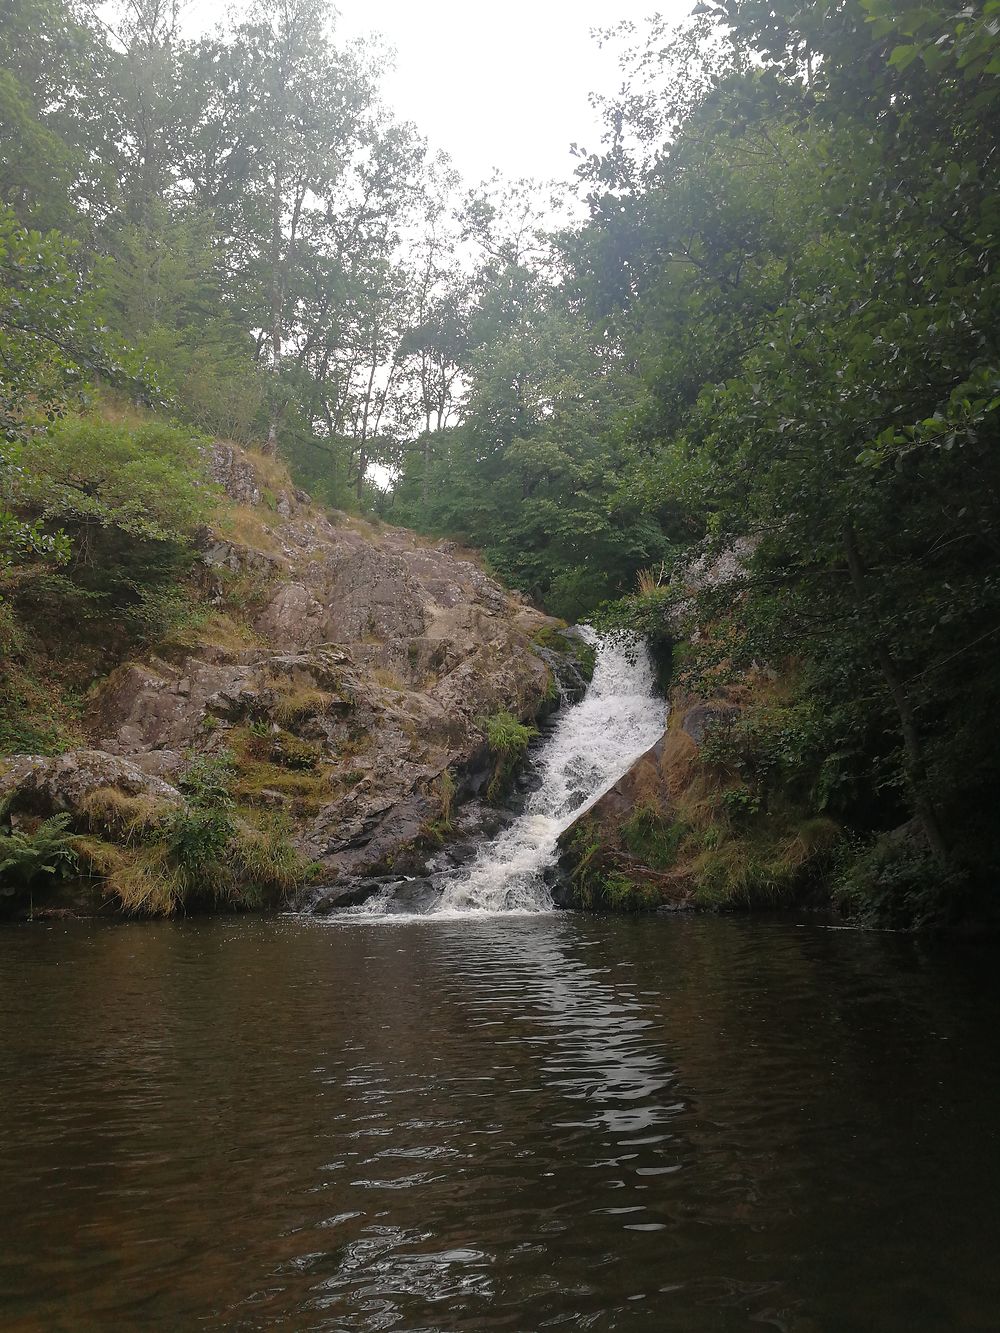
[484,710,537,802]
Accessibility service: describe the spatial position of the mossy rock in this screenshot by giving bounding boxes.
[532,625,597,683]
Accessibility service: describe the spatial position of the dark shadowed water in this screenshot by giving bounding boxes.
[1,914,999,1332]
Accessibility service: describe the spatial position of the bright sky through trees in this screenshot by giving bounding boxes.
[180,0,693,186]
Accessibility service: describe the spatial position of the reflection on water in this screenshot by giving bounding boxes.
[1,915,999,1331]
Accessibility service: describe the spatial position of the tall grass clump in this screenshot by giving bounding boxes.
[484,710,536,801]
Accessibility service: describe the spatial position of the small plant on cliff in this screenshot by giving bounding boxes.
[486,711,535,758]
[101,749,313,913]
[178,752,235,806]
[602,871,658,912]
[619,804,687,871]
[484,710,536,802]
[167,805,235,885]
[168,752,237,892]
[421,769,457,846]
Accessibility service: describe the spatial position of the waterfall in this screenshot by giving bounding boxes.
[431,630,665,915]
[333,630,663,920]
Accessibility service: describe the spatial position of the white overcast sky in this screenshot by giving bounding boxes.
[179,0,694,187]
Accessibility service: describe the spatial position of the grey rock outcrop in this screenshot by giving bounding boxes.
[43,442,565,889]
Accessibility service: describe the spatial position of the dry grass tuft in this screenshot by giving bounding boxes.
[636,563,667,595]
[214,504,284,556]
[371,666,406,691]
[230,812,309,893]
[243,447,292,493]
[105,843,186,915]
[78,787,171,840]
[267,680,332,726]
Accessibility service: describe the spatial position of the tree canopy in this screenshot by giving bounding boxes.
[2,0,998,923]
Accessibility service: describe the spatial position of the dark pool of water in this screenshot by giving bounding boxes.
[1,914,999,1331]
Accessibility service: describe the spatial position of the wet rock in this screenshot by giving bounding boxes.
[380,877,441,914]
[305,880,386,913]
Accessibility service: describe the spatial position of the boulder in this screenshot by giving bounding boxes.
[0,750,182,816]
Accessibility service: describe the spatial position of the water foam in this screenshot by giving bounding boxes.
[432,630,664,914]
[338,630,664,919]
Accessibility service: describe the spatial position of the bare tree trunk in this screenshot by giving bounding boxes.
[843,525,950,865]
[262,143,286,456]
[355,357,378,504]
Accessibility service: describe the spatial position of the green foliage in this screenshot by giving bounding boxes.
[391,304,676,615]
[619,805,687,870]
[0,205,123,563]
[11,417,213,544]
[563,821,662,912]
[531,625,598,682]
[0,811,77,894]
[601,871,659,912]
[720,786,761,821]
[177,752,235,808]
[3,415,215,660]
[484,709,537,802]
[166,803,234,884]
[559,0,1000,924]
[833,830,962,932]
[265,732,322,771]
[485,710,536,759]
[86,749,312,915]
[699,700,828,806]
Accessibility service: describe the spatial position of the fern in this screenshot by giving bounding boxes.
[0,813,78,891]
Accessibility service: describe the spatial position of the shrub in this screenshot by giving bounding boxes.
[10,417,214,544]
[87,747,312,914]
[177,751,234,806]
[166,804,235,886]
[5,416,217,653]
[833,830,958,931]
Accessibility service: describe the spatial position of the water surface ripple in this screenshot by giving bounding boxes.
[1,915,999,1330]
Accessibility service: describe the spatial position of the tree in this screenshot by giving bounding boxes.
[0,207,130,561]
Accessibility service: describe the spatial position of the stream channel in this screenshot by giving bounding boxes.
[1,642,999,1330]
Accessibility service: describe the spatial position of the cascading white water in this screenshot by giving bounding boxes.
[338,631,665,920]
[429,630,665,915]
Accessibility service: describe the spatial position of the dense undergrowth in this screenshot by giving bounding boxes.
[0,401,322,917]
[564,667,839,917]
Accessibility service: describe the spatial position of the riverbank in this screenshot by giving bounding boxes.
[0,419,594,922]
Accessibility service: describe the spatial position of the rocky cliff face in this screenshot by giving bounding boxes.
[1,443,568,911]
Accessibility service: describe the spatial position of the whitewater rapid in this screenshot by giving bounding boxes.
[344,630,665,919]
[433,631,664,913]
